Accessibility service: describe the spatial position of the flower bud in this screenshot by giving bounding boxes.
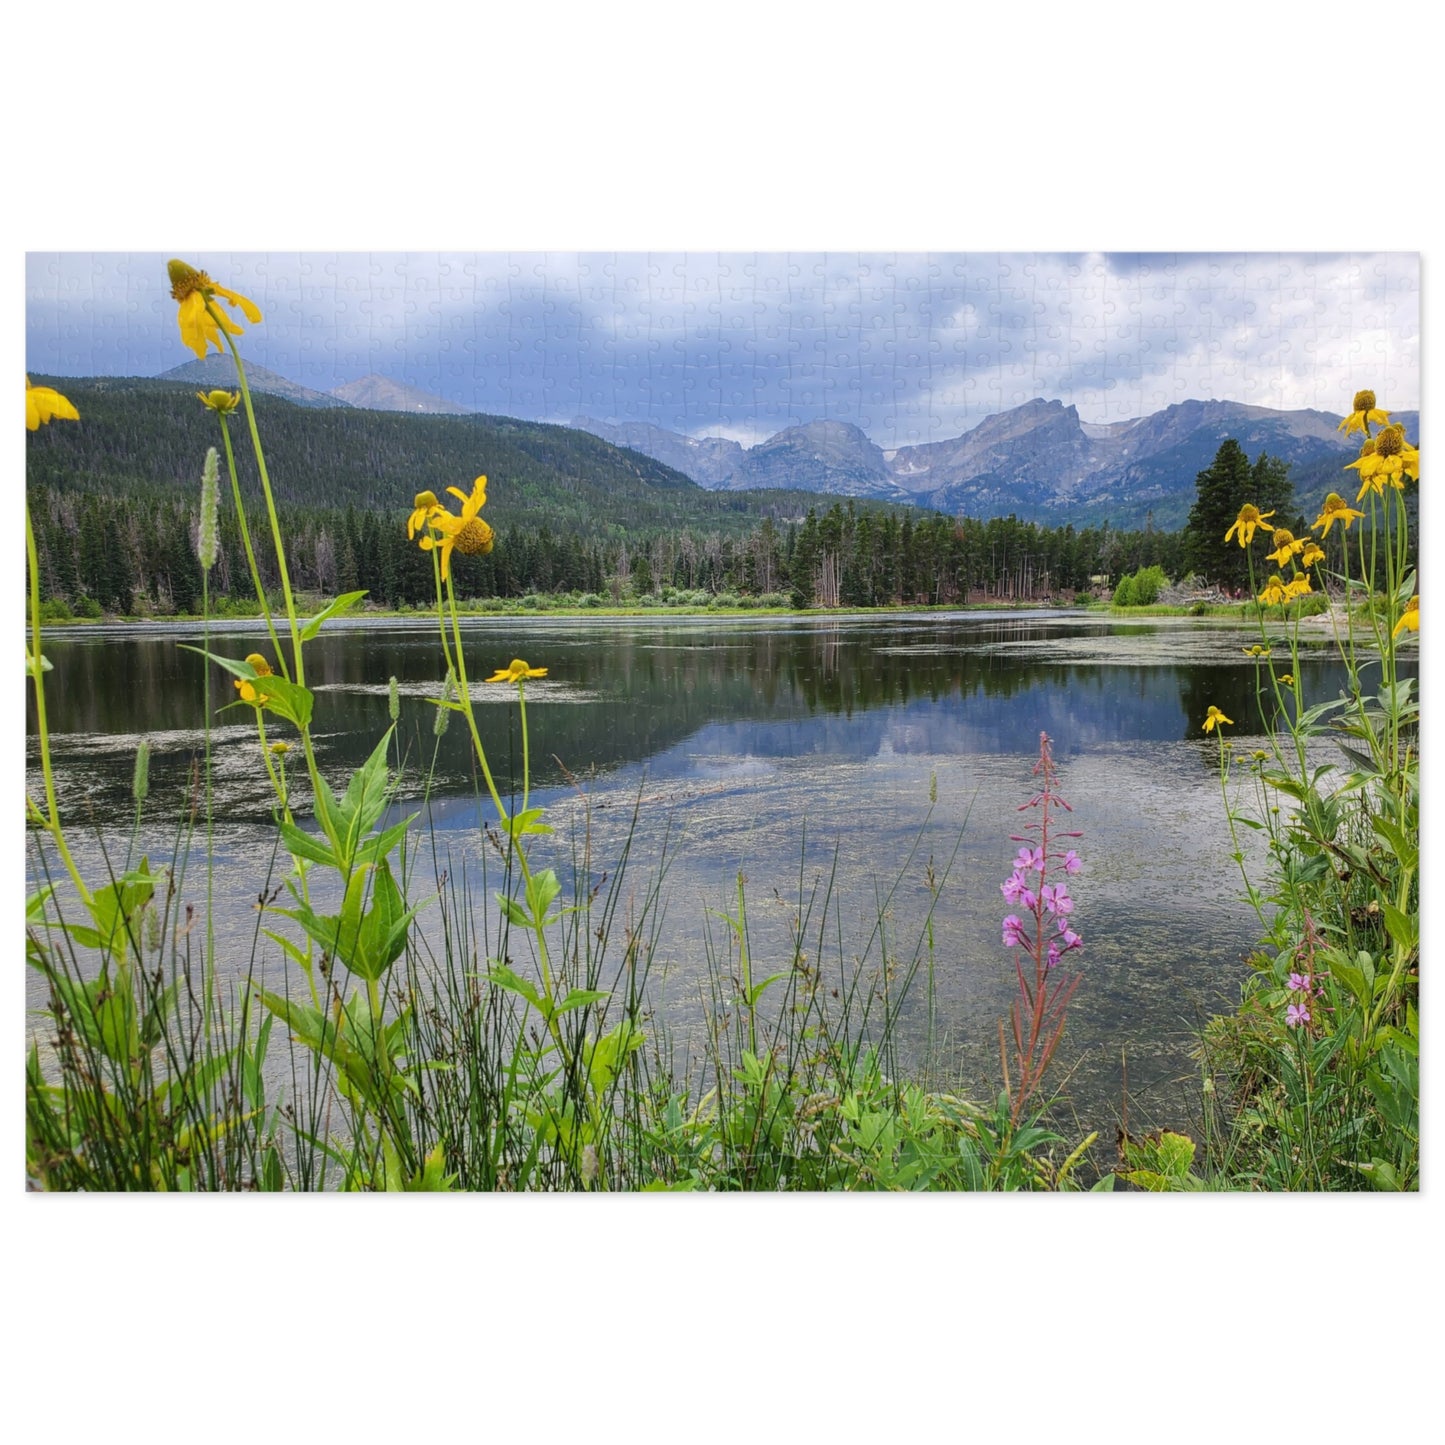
[198,447,220,570]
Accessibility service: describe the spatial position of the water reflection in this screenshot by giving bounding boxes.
[27,612,1378,823]
[27,611,1404,1142]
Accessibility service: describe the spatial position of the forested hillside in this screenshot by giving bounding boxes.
[26,377,1183,614]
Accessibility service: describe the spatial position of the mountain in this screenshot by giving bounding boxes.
[576,399,1418,528]
[155,356,348,410]
[572,416,912,502]
[332,373,472,415]
[729,420,912,501]
[573,417,745,487]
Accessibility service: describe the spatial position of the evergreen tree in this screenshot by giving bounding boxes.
[1182,440,1293,591]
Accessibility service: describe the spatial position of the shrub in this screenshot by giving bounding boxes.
[1131,565,1168,605]
[1111,575,1136,607]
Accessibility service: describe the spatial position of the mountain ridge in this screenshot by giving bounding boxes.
[572,398,1418,527]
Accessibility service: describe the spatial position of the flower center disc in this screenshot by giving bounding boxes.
[454,518,494,555]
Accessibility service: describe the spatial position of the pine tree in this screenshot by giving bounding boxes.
[1182,439,1281,591]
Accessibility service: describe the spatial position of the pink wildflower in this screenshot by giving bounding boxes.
[1061,850,1081,874]
[1286,1002,1311,1027]
[1002,915,1028,949]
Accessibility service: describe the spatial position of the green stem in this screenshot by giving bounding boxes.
[216,312,304,685]
[26,504,91,907]
[214,413,288,680]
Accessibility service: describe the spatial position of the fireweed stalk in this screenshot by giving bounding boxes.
[998,732,1083,1123]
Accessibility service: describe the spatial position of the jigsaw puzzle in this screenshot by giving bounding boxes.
[24,251,1421,1199]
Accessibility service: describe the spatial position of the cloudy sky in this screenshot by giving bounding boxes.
[26,251,1418,449]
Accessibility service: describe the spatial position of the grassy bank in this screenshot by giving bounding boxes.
[24,289,1418,1191]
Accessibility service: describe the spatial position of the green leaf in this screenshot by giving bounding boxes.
[179,646,314,729]
[496,893,530,929]
[487,964,544,1011]
[1155,1131,1196,1181]
[354,812,419,868]
[253,988,383,1104]
[504,807,553,839]
[300,590,368,642]
[552,988,610,1017]
[178,644,262,681]
[352,858,417,980]
[525,868,562,926]
[339,730,395,836]
[1370,815,1418,871]
[1327,953,1370,1009]
[80,860,154,955]
[279,821,337,868]
[252,676,315,731]
[1381,901,1418,955]
[745,971,787,1008]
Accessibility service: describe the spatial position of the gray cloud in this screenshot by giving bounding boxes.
[26,251,1419,447]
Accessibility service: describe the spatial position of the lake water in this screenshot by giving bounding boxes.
[25,609,1370,1144]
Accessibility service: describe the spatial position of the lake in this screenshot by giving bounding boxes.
[25,608,1368,1144]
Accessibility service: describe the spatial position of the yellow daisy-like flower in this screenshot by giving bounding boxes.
[1278,673,1295,686]
[1311,492,1365,537]
[1243,645,1272,658]
[1258,575,1288,607]
[234,653,273,705]
[269,740,291,755]
[198,389,241,414]
[1283,574,1313,602]
[1299,542,1326,569]
[168,259,263,360]
[1202,705,1233,733]
[413,476,493,581]
[407,490,443,540]
[1348,425,1419,499]
[1265,528,1305,568]
[1224,504,1275,548]
[1392,595,1418,638]
[26,376,80,430]
[485,659,548,683]
[1337,389,1391,437]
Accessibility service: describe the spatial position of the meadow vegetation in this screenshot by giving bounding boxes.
[23,272,1418,1190]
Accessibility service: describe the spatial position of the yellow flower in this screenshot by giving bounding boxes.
[413,476,493,581]
[407,490,442,540]
[1224,504,1275,548]
[485,658,548,683]
[198,389,241,414]
[1312,492,1364,537]
[1258,575,1288,607]
[1348,425,1419,499]
[1243,644,1272,658]
[234,653,273,705]
[168,259,262,360]
[26,376,79,430]
[1265,528,1305,568]
[1202,705,1233,733]
[1299,542,1326,569]
[1283,574,1313,602]
[1278,673,1295,686]
[269,740,291,754]
[1392,595,1418,638]
[1337,389,1391,437]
